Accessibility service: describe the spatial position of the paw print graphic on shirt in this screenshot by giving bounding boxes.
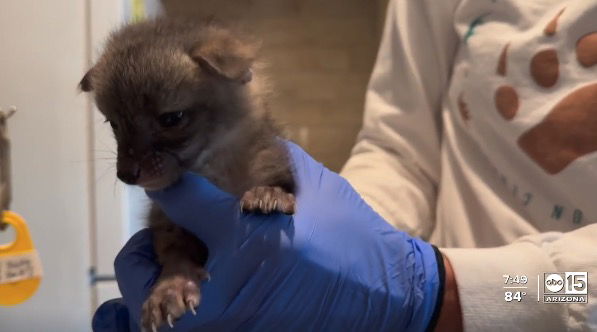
[462,8,597,175]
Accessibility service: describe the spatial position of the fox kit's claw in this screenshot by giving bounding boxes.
[167,314,174,328]
[240,186,295,215]
[187,299,197,315]
[141,273,203,331]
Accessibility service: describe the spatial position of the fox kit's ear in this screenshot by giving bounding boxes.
[79,68,95,92]
[191,28,258,84]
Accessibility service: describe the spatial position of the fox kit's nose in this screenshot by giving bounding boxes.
[117,166,141,185]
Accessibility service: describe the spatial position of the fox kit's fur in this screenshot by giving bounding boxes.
[81,18,296,330]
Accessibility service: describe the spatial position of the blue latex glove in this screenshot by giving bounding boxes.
[93,298,138,332]
[93,142,444,332]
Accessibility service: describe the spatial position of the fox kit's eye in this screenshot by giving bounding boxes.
[158,111,186,128]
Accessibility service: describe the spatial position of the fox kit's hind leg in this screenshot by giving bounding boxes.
[142,204,209,331]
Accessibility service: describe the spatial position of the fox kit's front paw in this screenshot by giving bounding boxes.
[141,272,207,331]
[240,186,296,215]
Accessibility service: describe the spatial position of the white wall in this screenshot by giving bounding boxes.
[0,1,92,330]
[0,1,168,330]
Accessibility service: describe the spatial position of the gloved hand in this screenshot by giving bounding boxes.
[93,141,444,332]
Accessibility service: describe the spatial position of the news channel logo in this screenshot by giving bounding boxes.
[543,272,588,303]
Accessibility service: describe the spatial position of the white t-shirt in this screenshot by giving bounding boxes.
[341,0,597,330]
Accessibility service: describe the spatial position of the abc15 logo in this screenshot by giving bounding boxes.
[544,272,588,295]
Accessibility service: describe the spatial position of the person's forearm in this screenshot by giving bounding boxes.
[435,254,463,332]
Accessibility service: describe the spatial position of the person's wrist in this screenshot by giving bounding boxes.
[403,241,446,332]
[425,245,446,331]
[435,253,463,332]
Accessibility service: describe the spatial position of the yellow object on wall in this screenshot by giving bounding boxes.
[131,0,146,21]
[0,211,42,306]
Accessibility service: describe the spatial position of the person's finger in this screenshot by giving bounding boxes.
[114,229,160,324]
[284,140,326,186]
[284,140,355,202]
